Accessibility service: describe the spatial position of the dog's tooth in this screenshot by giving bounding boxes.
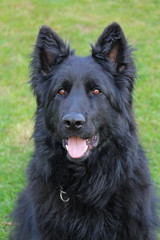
[66,145,68,151]
[85,145,88,152]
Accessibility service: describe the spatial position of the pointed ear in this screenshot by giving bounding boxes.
[91,22,133,73]
[31,26,71,75]
[30,26,73,105]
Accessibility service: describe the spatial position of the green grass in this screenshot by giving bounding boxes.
[0,0,160,239]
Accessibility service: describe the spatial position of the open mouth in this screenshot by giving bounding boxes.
[62,134,99,161]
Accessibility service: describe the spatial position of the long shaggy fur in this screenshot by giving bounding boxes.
[10,22,158,240]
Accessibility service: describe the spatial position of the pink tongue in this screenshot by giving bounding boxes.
[67,136,87,158]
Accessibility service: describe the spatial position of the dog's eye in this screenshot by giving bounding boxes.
[92,88,101,95]
[58,89,66,95]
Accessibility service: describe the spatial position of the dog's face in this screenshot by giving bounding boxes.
[31,23,135,161]
[45,56,113,160]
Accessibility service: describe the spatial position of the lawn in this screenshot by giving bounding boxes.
[0,0,160,239]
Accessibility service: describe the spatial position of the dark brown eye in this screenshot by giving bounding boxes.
[59,89,65,95]
[92,89,101,95]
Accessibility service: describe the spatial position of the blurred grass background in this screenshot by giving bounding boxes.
[0,0,160,239]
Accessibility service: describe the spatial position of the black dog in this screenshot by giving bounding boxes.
[10,22,158,240]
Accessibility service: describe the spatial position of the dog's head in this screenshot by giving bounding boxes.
[31,23,136,162]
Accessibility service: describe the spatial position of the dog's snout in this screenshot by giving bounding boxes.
[62,113,85,131]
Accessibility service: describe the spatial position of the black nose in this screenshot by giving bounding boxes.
[62,113,85,131]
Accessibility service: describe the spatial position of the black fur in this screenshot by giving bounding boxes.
[10,22,158,240]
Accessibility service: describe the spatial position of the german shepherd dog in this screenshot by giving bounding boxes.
[10,22,158,240]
